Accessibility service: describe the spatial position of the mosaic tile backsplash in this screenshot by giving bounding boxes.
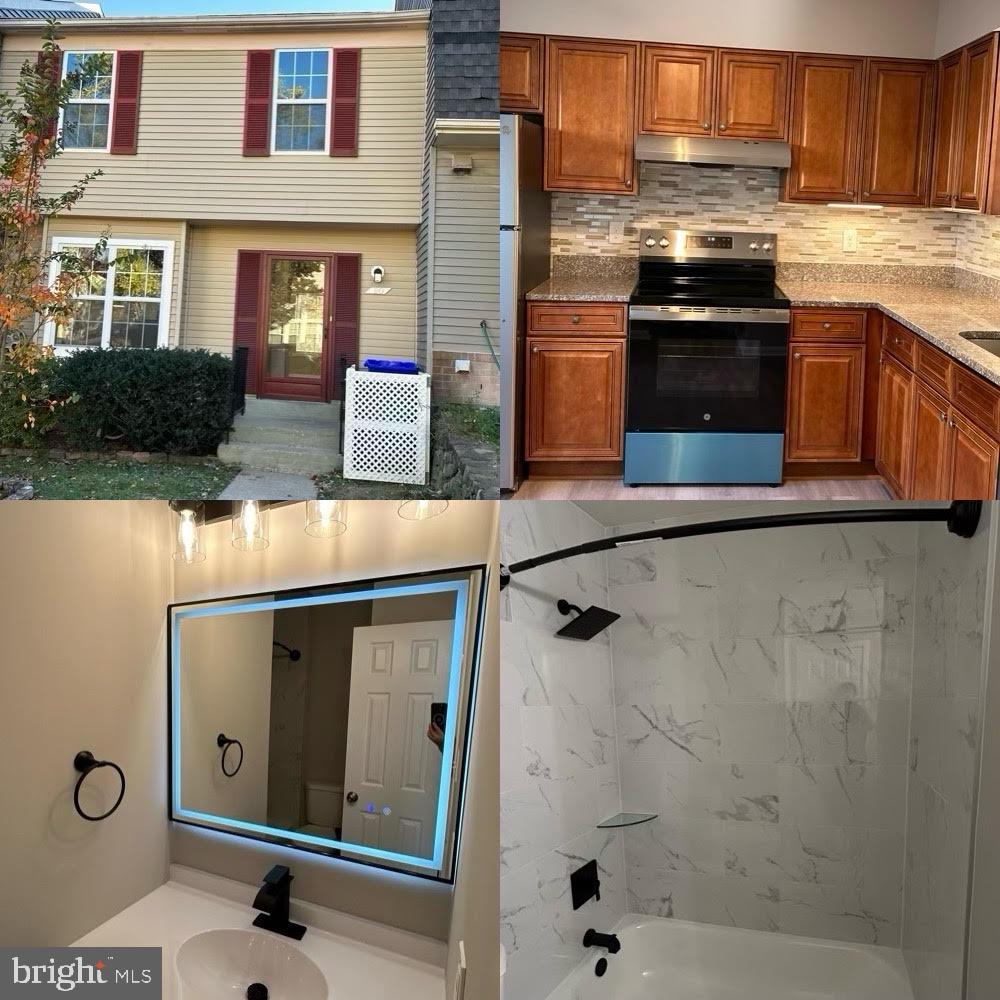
[550,161,1000,281]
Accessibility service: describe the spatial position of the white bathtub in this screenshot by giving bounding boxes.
[546,916,913,1000]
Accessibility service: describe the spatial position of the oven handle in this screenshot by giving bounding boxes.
[629,306,790,324]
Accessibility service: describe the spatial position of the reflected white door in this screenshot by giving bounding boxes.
[341,621,453,859]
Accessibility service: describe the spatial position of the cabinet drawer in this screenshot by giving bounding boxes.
[953,366,1000,435]
[883,317,916,367]
[791,309,865,342]
[527,302,627,335]
[915,341,953,397]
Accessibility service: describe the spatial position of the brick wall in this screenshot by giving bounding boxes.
[432,349,498,405]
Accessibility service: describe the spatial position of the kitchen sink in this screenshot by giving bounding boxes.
[961,332,1000,359]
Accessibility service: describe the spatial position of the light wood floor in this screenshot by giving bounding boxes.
[512,478,894,500]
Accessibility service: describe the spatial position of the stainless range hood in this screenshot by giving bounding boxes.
[635,134,792,169]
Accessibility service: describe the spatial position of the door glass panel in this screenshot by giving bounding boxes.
[267,258,326,380]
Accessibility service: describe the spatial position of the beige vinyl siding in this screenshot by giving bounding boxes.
[0,44,425,225]
[431,148,499,355]
[181,223,417,361]
[45,216,186,345]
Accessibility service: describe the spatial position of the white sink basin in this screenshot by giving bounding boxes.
[176,929,328,1000]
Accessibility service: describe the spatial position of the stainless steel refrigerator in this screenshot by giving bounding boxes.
[500,113,550,492]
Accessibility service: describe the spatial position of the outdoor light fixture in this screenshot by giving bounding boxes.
[304,499,348,538]
[170,501,206,564]
[231,500,269,551]
[398,499,449,521]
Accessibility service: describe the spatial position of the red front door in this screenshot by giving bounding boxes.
[258,252,334,401]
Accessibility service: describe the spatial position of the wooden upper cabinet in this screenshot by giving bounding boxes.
[717,49,791,140]
[955,34,999,210]
[641,44,716,136]
[786,54,865,203]
[500,33,544,113]
[860,59,936,205]
[931,49,964,206]
[545,38,638,194]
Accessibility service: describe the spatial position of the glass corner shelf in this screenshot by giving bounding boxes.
[596,811,657,829]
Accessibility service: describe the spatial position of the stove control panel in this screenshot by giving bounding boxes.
[639,229,778,262]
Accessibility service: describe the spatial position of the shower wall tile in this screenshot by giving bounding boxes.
[609,520,917,949]
[903,510,991,1000]
[501,502,626,1000]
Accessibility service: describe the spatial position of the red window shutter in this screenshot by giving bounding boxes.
[331,253,361,400]
[109,51,143,155]
[330,49,360,157]
[233,250,264,394]
[243,50,274,157]
[36,49,62,140]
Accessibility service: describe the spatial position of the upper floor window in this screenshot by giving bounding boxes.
[273,49,330,153]
[61,51,115,151]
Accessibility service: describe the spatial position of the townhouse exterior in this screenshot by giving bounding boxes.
[0,6,477,420]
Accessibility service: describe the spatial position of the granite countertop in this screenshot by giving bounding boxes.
[778,281,1000,387]
[525,274,636,302]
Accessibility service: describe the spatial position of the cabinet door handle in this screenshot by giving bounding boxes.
[939,412,947,422]
[719,123,728,131]
[822,322,832,330]
[794,352,802,359]
[531,345,539,353]
[571,315,581,324]
[701,122,711,129]
[949,419,957,429]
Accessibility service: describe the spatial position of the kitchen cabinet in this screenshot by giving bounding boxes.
[910,381,953,499]
[545,38,638,194]
[875,353,915,498]
[785,343,864,461]
[786,54,865,203]
[641,45,790,140]
[932,33,999,211]
[500,33,544,113]
[525,338,624,461]
[951,409,1000,498]
[860,59,936,205]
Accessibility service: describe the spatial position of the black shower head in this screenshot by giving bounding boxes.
[556,599,621,640]
[273,640,301,661]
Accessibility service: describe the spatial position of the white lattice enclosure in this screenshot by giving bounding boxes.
[343,367,432,485]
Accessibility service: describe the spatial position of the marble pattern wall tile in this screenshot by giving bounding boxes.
[500,502,626,1000]
[608,520,917,948]
[903,511,991,1000]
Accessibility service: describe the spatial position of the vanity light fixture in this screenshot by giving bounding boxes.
[232,500,270,552]
[170,501,206,564]
[304,499,348,538]
[398,499,449,521]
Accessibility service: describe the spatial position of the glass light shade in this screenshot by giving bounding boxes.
[305,499,348,538]
[231,500,270,551]
[397,499,449,521]
[173,504,206,564]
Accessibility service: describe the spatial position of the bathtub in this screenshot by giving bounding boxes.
[546,916,913,1000]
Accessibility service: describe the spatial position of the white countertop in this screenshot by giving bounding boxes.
[73,879,446,1000]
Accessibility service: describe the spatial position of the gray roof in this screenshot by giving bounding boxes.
[0,0,102,17]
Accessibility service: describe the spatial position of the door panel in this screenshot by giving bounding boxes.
[955,35,999,210]
[875,354,915,498]
[500,33,543,113]
[910,382,953,499]
[717,49,790,140]
[931,50,963,206]
[951,409,1000,499]
[641,44,716,136]
[786,55,865,203]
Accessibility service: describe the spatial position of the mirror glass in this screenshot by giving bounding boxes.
[169,568,485,880]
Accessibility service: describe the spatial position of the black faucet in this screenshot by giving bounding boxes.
[583,928,621,954]
[252,865,306,940]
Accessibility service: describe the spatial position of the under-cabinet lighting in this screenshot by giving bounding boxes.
[232,500,269,551]
[398,499,449,521]
[826,202,885,209]
[305,499,348,538]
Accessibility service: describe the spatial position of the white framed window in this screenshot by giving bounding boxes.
[59,50,116,151]
[272,49,331,154]
[47,238,174,352]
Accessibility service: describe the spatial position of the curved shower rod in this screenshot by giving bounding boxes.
[499,501,983,591]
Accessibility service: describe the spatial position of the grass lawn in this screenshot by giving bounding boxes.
[0,455,236,499]
[437,403,500,447]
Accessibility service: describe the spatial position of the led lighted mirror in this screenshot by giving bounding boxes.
[169,566,487,881]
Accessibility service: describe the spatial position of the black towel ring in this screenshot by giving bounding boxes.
[73,751,126,822]
[217,733,244,777]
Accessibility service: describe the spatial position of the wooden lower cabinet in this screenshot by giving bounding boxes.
[951,410,1000,499]
[525,338,624,461]
[785,343,864,461]
[875,354,915,498]
[910,382,953,499]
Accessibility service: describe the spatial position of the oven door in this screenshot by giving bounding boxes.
[627,307,789,432]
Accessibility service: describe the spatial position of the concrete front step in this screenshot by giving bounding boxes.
[217,440,343,475]
[229,416,341,448]
[242,397,341,423]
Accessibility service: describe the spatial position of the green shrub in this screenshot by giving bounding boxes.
[54,348,234,454]
[0,342,74,447]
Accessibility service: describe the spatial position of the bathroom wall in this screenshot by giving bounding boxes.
[500,502,627,1000]
[0,502,172,946]
[902,507,993,999]
[606,513,918,946]
[170,500,496,943]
